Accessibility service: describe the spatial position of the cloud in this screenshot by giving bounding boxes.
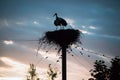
[0,18,43,28]
[0,77,23,80]
[0,57,28,77]
[89,26,97,30]
[3,20,9,27]
[0,57,25,67]
[0,60,11,68]
[67,52,92,80]
[35,49,59,62]
[16,21,26,25]
[0,56,50,80]
[82,25,86,28]
[16,20,40,26]
[33,21,40,25]
[64,18,95,35]
[98,34,120,40]
[79,29,94,35]
[46,17,51,20]
[80,25,120,40]
[0,19,26,27]
[65,18,75,28]
[81,25,97,30]
[67,61,90,80]
[3,40,14,45]
[0,19,9,27]
[91,33,120,40]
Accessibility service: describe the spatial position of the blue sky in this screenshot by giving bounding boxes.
[0,0,120,80]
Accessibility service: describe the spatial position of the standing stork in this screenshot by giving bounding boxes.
[53,13,67,30]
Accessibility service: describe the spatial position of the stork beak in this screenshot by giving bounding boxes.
[53,13,57,17]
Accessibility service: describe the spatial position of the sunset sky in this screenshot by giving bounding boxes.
[0,0,120,80]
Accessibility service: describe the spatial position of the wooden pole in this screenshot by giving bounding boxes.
[62,46,67,80]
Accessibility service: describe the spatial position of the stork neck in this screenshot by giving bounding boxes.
[55,14,58,19]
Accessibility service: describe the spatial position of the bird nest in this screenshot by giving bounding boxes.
[39,29,82,48]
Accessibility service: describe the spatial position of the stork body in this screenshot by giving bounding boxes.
[53,13,67,30]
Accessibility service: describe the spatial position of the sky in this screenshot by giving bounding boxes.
[0,0,120,80]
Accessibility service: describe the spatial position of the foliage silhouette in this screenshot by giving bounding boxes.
[26,64,40,80]
[89,56,120,80]
[110,56,120,80]
[89,60,109,80]
[47,64,58,80]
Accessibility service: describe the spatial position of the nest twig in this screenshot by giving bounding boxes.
[39,29,82,49]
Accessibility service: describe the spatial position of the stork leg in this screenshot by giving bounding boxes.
[60,25,62,30]
[69,25,73,29]
[63,26,64,29]
[60,25,64,30]
[56,27,57,30]
[60,24,64,30]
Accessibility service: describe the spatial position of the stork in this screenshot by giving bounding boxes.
[53,13,67,30]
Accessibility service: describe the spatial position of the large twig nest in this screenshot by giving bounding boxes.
[39,29,82,48]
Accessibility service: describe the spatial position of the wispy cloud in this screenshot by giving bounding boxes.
[33,21,40,25]
[0,57,50,80]
[0,77,23,80]
[67,61,90,80]
[0,57,26,67]
[3,40,14,45]
[0,18,43,28]
[64,18,95,35]
[65,18,75,28]
[46,17,51,20]
[89,26,97,30]
[0,57,28,77]
[0,19,9,27]
[79,29,94,35]
[16,21,26,25]
[81,25,86,29]
[96,34,120,40]
[81,25,97,30]
[3,20,9,27]
[35,49,59,61]
[80,25,120,40]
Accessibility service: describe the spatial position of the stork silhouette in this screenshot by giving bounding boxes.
[53,13,67,30]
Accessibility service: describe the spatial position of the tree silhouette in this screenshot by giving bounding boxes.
[89,56,120,80]
[89,60,109,80]
[110,56,120,80]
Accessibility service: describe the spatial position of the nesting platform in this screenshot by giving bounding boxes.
[45,29,81,48]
